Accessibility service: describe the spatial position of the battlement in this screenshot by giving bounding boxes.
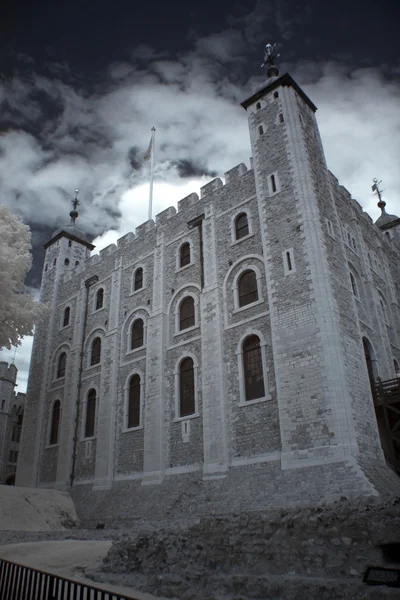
[56,163,252,285]
[0,362,17,383]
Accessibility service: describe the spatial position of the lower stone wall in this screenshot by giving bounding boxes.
[70,458,400,525]
[90,496,400,600]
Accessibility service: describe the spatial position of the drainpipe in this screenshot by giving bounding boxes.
[187,214,205,289]
[70,274,98,487]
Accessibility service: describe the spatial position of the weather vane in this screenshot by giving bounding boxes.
[371,178,384,203]
[261,43,280,78]
[72,189,80,211]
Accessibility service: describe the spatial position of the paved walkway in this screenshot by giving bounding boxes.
[0,540,161,600]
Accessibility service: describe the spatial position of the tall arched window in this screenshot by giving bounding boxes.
[238,270,258,307]
[379,297,388,323]
[180,243,191,267]
[179,357,195,417]
[131,319,144,350]
[57,353,67,379]
[95,288,104,310]
[85,389,96,438]
[134,268,143,291]
[350,273,358,298]
[235,213,249,240]
[49,400,61,445]
[394,359,399,374]
[243,335,265,401]
[128,374,141,428]
[63,306,70,327]
[179,297,195,330]
[90,337,101,365]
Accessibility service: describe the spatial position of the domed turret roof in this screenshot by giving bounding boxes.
[44,192,94,250]
[51,221,89,242]
[375,206,399,228]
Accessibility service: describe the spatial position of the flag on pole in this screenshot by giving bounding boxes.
[143,137,153,161]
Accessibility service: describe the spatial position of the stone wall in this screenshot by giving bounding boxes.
[92,497,400,600]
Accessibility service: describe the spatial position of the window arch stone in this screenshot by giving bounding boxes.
[90,337,102,366]
[123,371,144,430]
[94,288,104,311]
[231,264,263,311]
[231,208,253,244]
[173,352,199,421]
[62,306,71,328]
[56,352,67,379]
[130,319,144,350]
[83,388,97,439]
[236,329,270,406]
[175,238,194,271]
[133,267,144,292]
[48,399,61,446]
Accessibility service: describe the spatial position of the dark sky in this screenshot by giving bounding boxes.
[2,0,398,80]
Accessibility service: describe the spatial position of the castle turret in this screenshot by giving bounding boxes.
[241,46,384,479]
[16,194,94,487]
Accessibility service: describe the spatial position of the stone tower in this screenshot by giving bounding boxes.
[0,362,18,480]
[241,70,385,480]
[16,199,94,487]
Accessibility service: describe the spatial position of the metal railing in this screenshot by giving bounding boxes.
[0,558,139,600]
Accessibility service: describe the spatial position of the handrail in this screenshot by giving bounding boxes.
[0,558,140,600]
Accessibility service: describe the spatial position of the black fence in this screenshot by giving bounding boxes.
[0,558,138,600]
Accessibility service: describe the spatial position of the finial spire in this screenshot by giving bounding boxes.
[372,178,386,212]
[70,189,80,223]
[261,43,280,78]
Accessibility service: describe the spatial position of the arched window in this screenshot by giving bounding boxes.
[63,306,70,327]
[64,258,70,266]
[134,268,143,291]
[131,319,144,350]
[235,213,249,240]
[57,353,66,379]
[49,400,61,445]
[350,273,358,297]
[258,125,264,135]
[128,374,141,428]
[95,288,104,310]
[85,389,96,438]
[180,243,191,268]
[243,335,265,401]
[90,337,101,366]
[380,298,388,322]
[238,270,258,307]
[394,359,399,374]
[75,261,80,267]
[179,297,195,330]
[179,357,195,417]
[1,400,5,411]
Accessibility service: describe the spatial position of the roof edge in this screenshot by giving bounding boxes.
[44,230,95,250]
[241,73,317,112]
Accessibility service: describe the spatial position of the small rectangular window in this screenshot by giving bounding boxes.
[282,248,296,276]
[279,113,284,123]
[271,174,276,193]
[326,219,335,238]
[258,125,264,135]
[256,102,261,110]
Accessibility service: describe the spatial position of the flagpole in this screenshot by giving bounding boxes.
[148,127,156,221]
